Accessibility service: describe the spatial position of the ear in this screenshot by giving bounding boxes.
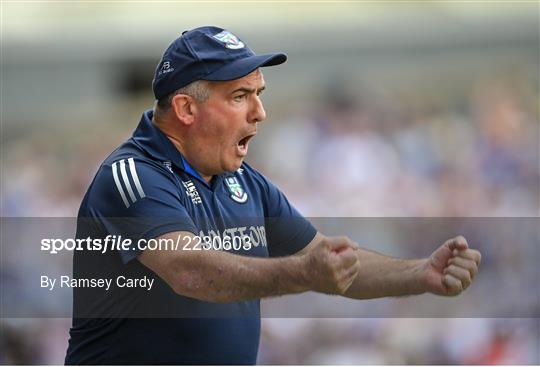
[171,94,196,126]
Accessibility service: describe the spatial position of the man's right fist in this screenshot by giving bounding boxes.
[302,236,360,295]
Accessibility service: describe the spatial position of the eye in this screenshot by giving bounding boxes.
[256,89,265,97]
[233,94,245,102]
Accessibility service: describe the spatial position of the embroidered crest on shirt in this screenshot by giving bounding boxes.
[225,177,248,203]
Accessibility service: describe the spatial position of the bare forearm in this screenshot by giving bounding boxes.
[166,250,310,303]
[344,247,427,299]
[140,231,367,303]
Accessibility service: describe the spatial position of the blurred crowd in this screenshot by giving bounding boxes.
[251,74,538,217]
[257,72,539,364]
[1,67,539,364]
[260,318,537,364]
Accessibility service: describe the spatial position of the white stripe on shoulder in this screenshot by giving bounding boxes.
[111,161,130,208]
[119,159,137,203]
[128,157,146,199]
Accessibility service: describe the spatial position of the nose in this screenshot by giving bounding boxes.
[249,95,266,124]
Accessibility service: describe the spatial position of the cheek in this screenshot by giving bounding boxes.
[196,103,243,151]
[196,121,234,158]
[197,111,222,139]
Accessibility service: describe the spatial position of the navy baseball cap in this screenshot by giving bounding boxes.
[152,26,287,100]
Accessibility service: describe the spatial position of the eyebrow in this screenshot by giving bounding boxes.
[231,86,266,94]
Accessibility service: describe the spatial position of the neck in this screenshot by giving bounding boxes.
[152,117,213,183]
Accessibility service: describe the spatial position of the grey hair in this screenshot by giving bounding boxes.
[154,80,211,117]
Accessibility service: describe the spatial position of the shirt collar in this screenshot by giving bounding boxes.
[132,109,209,186]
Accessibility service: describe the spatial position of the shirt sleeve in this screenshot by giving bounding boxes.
[83,157,198,264]
[249,166,316,257]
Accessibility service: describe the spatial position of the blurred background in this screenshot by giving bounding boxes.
[1,1,538,364]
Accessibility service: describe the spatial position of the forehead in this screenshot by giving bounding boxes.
[210,69,265,92]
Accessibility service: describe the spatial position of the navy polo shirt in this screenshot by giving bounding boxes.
[65,110,316,365]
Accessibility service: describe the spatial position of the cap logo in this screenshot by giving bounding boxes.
[157,60,174,77]
[213,30,245,50]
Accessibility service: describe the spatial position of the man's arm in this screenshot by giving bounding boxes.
[297,234,481,299]
[138,231,360,303]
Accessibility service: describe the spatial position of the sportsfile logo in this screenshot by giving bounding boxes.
[182,180,202,204]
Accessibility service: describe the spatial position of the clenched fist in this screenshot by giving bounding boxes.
[422,236,482,296]
[301,236,360,295]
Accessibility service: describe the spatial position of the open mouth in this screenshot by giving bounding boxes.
[237,133,256,156]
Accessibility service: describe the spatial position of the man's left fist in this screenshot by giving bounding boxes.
[423,235,482,296]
